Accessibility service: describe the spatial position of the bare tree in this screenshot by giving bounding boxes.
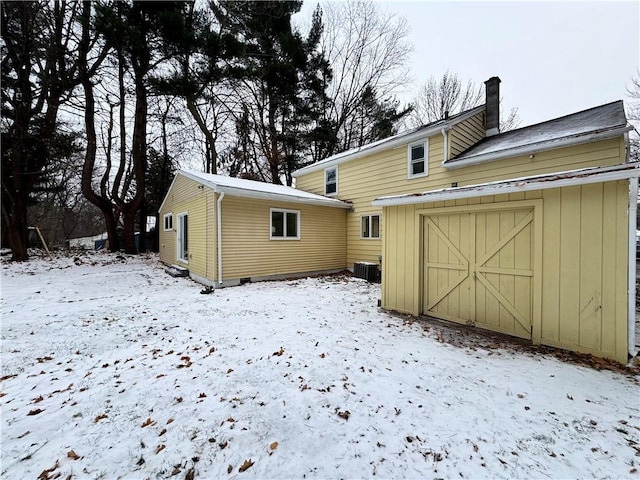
[407,71,521,132]
[315,0,412,160]
[627,72,640,164]
[1,1,103,260]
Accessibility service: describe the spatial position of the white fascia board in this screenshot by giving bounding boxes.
[372,163,640,207]
[215,185,352,209]
[442,125,632,170]
[158,173,181,213]
[292,105,485,178]
[173,170,350,209]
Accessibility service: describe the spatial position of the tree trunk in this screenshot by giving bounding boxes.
[122,210,137,254]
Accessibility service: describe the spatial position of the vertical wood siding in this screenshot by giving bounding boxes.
[296,135,624,268]
[382,181,630,363]
[220,196,346,280]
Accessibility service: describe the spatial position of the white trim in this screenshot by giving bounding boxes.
[292,105,485,178]
[163,213,173,231]
[270,208,301,240]
[441,128,449,163]
[177,170,350,209]
[324,166,338,196]
[217,192,225,285]
[407,140,428,179]
[373,163,640,207]
[360,214,381,240]
[442,125,632,170]
[628,177,638,359]
[177,212,188,263]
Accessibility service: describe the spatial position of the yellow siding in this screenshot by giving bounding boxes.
[382,181,630,363]
[220,196,346,280]
[158,175,215,280]
[449,112,485,157]
[296,135,624,268]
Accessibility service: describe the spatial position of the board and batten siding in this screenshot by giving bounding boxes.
[220,196,346,280]
[295,134,625,268]
[159,174,216,280]
[381,181,630,363]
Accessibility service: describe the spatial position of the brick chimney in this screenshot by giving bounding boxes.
[484,76,501,137]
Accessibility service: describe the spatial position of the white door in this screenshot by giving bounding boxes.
[177,213,188,263]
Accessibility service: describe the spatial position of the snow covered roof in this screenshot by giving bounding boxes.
[292,105,485,177]
[372,162,640,207]
[444,101,631,169]
[174,170,352,209]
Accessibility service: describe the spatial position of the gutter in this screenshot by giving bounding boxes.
[293,105,485,178]
[217,191,225,286]
[372,163,640,207]
[441,127,450,163]
[628,177,638,360]
[442,125,633,170]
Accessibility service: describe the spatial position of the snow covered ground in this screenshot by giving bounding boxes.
[1,251,639,479]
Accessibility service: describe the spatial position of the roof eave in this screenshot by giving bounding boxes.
[373,163,640,207]
[293,105,486,178]
[442,125,632,170]
[216,185,352,209]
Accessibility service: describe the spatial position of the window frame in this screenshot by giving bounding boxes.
[163,213,173,231]
[177,212,188,263]
[407,140,428,179]
[324,166,338,196]
[270,208,301,240]
[360,214,381,240]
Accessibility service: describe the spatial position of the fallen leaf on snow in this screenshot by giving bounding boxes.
[155,444,166,454]
[94,413,108,422]
[337,410,350,420]
[269,441,278,451]
[37,460,59,479]
[67,450,80,460]
[27,408,44,416]
[239,459,254,472]
[141,417,156,428]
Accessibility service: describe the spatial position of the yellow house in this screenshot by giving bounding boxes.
[160,77,638,362]
[158,170,350,287]
[293,77,638,363]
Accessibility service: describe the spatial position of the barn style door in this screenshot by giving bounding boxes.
[423,208,534,339]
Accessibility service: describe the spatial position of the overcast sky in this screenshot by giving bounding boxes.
[299,1,639,128]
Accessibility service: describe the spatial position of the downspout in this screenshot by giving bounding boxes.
[217,191,225,286]
[441,128,449,163]
[628,177,638,359]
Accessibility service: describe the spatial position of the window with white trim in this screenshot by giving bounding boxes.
[270,208,300,240]
[361,215,380,239]
[325,166,337,196]
[163,213,173,231]
[408,140,428,178]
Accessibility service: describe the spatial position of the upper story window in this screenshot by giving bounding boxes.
[325,166,337,196]
[270,208,300,240]
[163,213,173,231]
[408,140,428,179]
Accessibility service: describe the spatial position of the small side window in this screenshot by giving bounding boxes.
[325,167,337,196]
[408,140,428,178]
[361,215,380,239]
[270,208,300,240]
[163,213,173,231]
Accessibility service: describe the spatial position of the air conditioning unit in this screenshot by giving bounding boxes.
[353,262,380,282]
